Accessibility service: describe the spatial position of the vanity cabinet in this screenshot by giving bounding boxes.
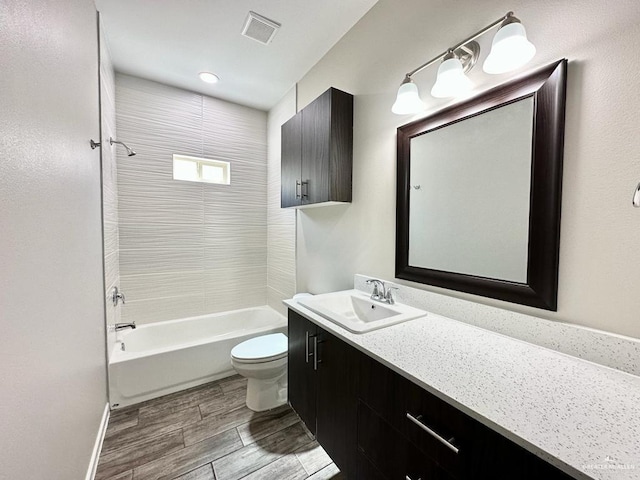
[287,310,358,477]
[288,308,575,480]
[280,87,353,208]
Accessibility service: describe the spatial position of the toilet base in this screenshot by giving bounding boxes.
[246,372,288,412]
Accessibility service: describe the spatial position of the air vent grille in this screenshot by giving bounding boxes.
[241,11,281,45]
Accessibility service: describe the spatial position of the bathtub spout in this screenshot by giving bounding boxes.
[114,322,136,331]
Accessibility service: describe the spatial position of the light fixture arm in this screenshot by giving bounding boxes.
[404,11,514,79]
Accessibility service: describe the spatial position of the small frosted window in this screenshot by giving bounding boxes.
[172,155,230,185]
[201,164,225,183]
[173,158,199,182]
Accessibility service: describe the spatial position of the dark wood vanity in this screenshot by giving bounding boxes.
[288,308,575,480]
[281,87,353,208]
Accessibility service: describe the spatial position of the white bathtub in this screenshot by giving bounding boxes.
[108,306,287,409]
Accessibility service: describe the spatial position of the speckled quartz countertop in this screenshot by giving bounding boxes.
[284,295,640,480]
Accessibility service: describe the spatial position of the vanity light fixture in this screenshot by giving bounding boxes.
[392,11,536,114]
[199,72,220,84]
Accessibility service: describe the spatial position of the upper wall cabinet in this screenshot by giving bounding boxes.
[281,87,353,208]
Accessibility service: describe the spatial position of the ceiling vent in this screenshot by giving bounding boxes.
[241,11,281,45]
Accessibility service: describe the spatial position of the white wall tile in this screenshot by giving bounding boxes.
[116,75,268,324]
[120,272,206,302]
[119,247,205,276]
[266,89,297,308]
[204,224,267,269]
[119,223,205,250]
[121,294,206,325]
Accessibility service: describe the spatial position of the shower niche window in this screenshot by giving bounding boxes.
[172,154,230,185]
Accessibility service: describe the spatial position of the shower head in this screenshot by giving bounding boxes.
[109,137,136,156]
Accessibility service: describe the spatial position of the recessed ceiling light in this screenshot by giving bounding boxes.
[199,72,220,84]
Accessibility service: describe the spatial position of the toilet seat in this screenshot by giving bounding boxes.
[231,333,288,364]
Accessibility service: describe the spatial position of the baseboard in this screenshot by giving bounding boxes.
[85,402,110,480]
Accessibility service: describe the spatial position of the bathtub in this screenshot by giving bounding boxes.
[108,306,287,409]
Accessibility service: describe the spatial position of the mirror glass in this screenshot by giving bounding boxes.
[396,60,567,310]
[408,97,534,282]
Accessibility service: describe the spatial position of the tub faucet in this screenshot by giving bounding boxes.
[114,322,136,331]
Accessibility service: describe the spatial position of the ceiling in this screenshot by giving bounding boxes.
[95,0,378,111]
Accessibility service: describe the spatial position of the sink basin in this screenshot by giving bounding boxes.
[297,289,426,333]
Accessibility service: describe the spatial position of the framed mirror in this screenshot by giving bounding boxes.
[396,60,567,310]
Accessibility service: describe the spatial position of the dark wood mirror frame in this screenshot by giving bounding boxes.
[396,59,567,310]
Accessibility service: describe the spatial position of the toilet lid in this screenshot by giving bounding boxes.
[231,333,288,363]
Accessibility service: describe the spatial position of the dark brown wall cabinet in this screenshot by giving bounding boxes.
[281,88,353,208]
[288,308,576,480]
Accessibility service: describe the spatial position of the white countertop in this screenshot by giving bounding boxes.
[284,297,640,480]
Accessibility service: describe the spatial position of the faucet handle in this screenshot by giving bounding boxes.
[365,278,385,300]
[385,286,398,304]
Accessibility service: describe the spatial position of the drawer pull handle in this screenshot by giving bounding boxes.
[406,412,459,455]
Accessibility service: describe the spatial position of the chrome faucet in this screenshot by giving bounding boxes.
[114,322,136,331]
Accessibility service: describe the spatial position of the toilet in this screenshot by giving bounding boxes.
[230,333,288,412]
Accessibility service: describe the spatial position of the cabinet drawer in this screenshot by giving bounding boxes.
[357,400,408,479]
[467,421,574,480]
[359,354,466,477]
[358,401,456,480]
[404,381,470,478]
[406,443,456,480]
[358,353,410,429]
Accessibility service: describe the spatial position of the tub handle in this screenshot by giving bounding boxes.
[112,286,126,307]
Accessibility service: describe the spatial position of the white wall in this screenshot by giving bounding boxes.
[0,1,108,478]
[115,75,269,324]
[267,88,297,314]
[100,16,120,358]
[295,0,640,339]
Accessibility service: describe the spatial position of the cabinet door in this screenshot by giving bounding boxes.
[301,89,331,205]
[281,112,302,208]
[287,310,317,434]
[316,327,359,479]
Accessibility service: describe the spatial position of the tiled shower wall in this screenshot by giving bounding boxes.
[266,89,297,315]
[100,22,120,356]
[115,75,268,324]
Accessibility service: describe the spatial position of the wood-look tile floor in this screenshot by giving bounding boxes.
[96,376,345,480]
